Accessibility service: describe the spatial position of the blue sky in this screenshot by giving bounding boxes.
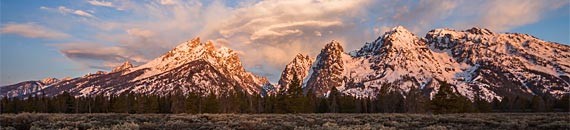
[1,0,569,85]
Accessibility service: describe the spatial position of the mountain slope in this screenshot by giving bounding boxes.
[0,78,60,98]
[426,27,570,99]
[1,38,269,98]
[295,26,569,101]
[277,53,314,91]
[303,40,348,96]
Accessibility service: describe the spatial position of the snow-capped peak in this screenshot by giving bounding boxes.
[323,40,344,53]
[215,46,238,61]
[40,77,59,85]
[303,40,347,95]
[390,26,412,34]
[381,26,421,47]
[176,37,201,50]
[293,53,311,63]
[119,37,270,94]
[302,26,569,101]
[353,25,423,57]
[135,37,221,72]
[278,53,314,91]
[465,27,494,35]
[381,26,416,43]
[204,40,215,52]
[111,61,133,73]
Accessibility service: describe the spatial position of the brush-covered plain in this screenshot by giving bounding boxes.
[1,113,568,130]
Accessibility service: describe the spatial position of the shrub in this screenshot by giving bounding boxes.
[0,113,568,129]
[111,122,139,130]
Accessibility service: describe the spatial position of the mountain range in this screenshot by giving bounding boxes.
[2,26,569,102]
[1,38,269,98]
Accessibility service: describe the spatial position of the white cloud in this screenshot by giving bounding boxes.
[367,0,569,35]
[158,0,176,5]
[55,43,149,69]
[364,0,460,34]
[0,23,70,39]
[126,28,155,38]
[248,21,342,40]
[198,0,370,80]
[72,10,95,18]
[314,31,322,37]
[41,6,96,18]
[454,0,569,31]
[87,0,114,7]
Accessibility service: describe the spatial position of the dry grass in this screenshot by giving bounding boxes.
[0,113,568,130]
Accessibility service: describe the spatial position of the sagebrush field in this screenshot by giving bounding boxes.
[1,113,568,130]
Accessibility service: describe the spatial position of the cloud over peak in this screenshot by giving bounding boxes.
[55,43,149,69]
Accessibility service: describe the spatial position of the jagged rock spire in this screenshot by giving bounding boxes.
[466,27,493,35]
[40,77,59,85]
[278,53,314,89]
[324,40,344,51]
[354,25,424,56]
[112,61,133,73]
[304,40,346,96]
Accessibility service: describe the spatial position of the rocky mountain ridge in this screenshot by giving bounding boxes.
[280,26,569,101]
[1,38,269,98]
[3,26,569,102]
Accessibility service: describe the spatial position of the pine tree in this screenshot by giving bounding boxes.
[275,90,289,113]
[491,98,501,112]
[499,96,512,112]
[158,94,172,113]
[404,86,428,113]
[59,91,75,113]
[339,95,356,113]
[430,81,471,114]
[148,95,160,113]
[530,95,545,112]
[170,91,186,113]
[1,97,11,113]
[288,74,303,96]
[513,96,529,112]
[554,94,569,112]
[328,86,341,113]
[111,94,129,113]
[316,98,329,113]
[185,92,201,113]
[286,74,307,113]
[306,88,317,113]
[474,98,492,113]
[203,93,219,113]
[376,83,402,113]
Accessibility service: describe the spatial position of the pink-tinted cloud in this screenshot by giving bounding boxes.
[87,0,114,7]
[454,0,569,31]
[0,23,70,39]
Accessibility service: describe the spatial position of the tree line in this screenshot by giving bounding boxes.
[1,75,568,114]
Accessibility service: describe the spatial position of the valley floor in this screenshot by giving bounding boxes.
[0,113,568,130]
